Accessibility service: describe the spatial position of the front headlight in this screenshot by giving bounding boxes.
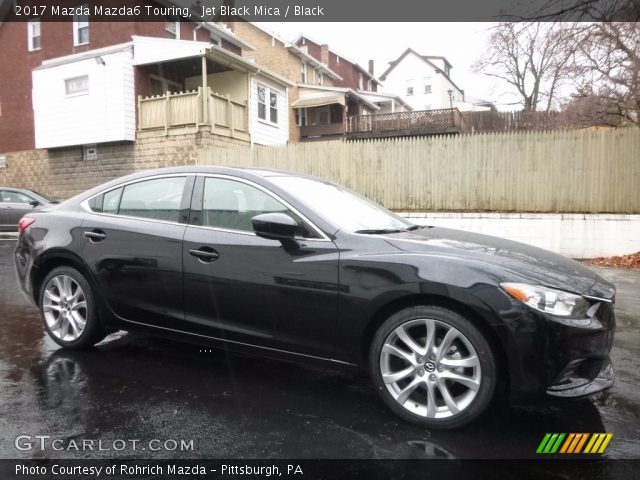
[500,283,590,317]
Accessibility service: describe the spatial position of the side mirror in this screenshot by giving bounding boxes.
[252,213,299,241]
[29,200,40,207]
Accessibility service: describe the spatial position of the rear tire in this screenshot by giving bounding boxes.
[39,266,105,349]
[370,305,496,429]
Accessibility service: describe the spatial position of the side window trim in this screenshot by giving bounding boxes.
[178,175,196,224]
[189,175,204,226]
[84,174,193,226]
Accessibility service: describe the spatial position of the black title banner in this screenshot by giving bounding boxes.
[2,0,639,22]
[2,459,640,480]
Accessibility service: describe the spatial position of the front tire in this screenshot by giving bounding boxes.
[370,305,496,429]
[39,266,105,349]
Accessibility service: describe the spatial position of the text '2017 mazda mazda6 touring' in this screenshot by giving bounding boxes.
[14,166,615,428]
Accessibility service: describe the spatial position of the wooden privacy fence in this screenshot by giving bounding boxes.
[463,110,572,133]
[198,128,640,213]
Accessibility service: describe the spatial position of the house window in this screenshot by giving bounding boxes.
[406,79,414,96]
[296,108,307,126]
[301,62,307,83]
[149,75,181,95]
[165,20,180,39]
[28,19,41,51]
[318,107,330,125]
[317,71,324,86]
[257,85,279,125]
[424,77,432,94]
[358,73,363,90]
[73,7,89,46]
[65,75,89,96]
[367,79,372,91]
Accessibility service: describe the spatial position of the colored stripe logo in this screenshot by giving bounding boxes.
[537,433,613,454]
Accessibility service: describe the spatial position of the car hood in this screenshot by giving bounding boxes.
[384,227,601,295]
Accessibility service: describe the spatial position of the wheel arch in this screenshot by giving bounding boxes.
[361,293,510,393]
[32,249,96,305]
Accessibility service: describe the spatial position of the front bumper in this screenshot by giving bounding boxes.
[546,357,614,398]
[496,296,616,402]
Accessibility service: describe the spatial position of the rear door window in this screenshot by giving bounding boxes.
[118,177,187,223]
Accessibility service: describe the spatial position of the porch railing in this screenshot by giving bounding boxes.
[300,122,345,138]
[346,108,466,138]
[138,87,249,141]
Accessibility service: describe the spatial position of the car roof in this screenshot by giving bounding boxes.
[141,165,306,178]
[62,165,327,206]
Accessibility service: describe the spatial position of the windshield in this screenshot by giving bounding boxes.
[270,176,414,233]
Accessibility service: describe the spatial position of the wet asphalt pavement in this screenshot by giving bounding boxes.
[0,239,639,460]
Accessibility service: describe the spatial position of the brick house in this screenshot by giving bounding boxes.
[0,5,303,199]
[294,34,412,116]
[229,23,379,142]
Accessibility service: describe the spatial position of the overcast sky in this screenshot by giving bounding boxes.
[258,22,520,109]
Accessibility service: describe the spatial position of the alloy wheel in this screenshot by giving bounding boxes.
[42,275,88,342]
[379,318,481,419]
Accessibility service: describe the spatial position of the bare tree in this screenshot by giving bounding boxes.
[473,23,574,111]
[527,0,640,21]
[567,22,640,126]
[562,89,623,127]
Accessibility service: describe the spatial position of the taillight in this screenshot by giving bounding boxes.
[18,217,35,233]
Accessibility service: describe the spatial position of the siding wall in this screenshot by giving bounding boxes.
[0,11,213,153]
[33,48,136,148]
[198,128,640,214]
[381,51,463,111]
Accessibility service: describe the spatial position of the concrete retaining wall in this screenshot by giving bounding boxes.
[401,212,640,259]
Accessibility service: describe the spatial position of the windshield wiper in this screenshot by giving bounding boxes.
[354,228,405,234]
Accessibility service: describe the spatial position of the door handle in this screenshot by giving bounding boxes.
[189,248,219,263]
[84,230,106,241]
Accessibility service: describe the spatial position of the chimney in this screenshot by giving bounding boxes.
[368,60,374,76]
[320,44,330,65]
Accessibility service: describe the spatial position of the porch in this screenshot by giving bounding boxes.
[293,86,378,141]
[346,108,467,139]
[137,87,249,141]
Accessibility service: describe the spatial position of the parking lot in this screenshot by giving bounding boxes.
[0,239,639,460]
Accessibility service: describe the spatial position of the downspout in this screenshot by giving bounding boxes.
[248,72,254,147]
[201,54,208,126]
[193,22,203,41]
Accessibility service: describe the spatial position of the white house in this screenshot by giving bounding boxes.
[32,36,293,150]
[379,48,491,112]
[32,43,137,149]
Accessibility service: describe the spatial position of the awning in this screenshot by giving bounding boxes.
[291,89,346,109]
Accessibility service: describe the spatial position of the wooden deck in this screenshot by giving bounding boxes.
[137,87,249,142]
[346,108,466,139]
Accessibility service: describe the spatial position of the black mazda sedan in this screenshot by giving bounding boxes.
[14,166,615,429]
